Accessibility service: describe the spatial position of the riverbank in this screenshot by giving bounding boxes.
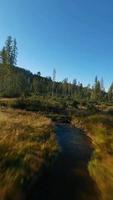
[72,114,113,200]
[0,108,59,200]
[28,123,100,200]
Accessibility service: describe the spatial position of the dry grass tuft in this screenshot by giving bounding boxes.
[0,108,59,200]
[72,114,113,200]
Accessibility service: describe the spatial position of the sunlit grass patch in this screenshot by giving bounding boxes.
[72,114,113,200]
[0,108,59,199]
[88,155,113,200]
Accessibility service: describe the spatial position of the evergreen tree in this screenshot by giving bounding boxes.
[37,71,41,76]
[12,39,18,66]
[92,76,102,101]
[5,36,13,65]
[0,47,7,64]
[62,78,68,96]
[108,83,113,102]
[1,36,18,66]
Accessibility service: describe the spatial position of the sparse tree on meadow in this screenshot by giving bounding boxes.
[108,83,113,102]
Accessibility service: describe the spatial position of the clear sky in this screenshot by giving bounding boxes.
[0,0,113,89]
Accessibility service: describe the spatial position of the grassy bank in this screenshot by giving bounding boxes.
[0,108,59,200]
[72,114,113,200]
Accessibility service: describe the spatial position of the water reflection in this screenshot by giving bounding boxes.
[28,124,101,200]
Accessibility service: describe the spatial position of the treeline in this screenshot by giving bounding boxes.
[0,36,113,102]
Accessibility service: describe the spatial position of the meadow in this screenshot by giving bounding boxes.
[72,114,113,200]
[0,108,59,200]
[1,97,113,200]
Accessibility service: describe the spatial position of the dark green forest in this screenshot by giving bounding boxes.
[0,36,113,103]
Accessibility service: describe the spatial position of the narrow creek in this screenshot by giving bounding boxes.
[28,123,100,200]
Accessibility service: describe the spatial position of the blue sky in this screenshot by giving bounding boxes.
[0,0,113,89]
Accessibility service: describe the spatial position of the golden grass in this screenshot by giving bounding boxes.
[0,108,59,200]
[72,114,113,200]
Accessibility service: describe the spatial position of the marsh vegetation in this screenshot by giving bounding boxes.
[0,109,59,200]
[72,114,113,200]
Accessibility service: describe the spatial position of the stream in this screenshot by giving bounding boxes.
[28,123,100,200]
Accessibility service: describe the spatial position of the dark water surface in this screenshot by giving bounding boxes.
[28,124,100,200]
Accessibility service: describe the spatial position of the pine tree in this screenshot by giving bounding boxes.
[12,39,17,66]
[108,83,113,102]
[1,36,18,66]
[5,36,13,65]
[0,47,7,64]
[91,76,101,101]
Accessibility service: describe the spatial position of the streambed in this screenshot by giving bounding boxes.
[28,123,100,200]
